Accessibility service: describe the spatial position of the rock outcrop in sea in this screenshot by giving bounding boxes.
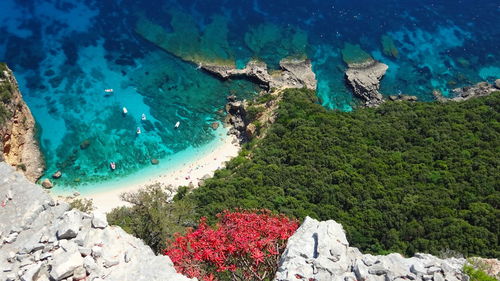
[202,58,317,91]
[275,217,468,281]
[344,59,388,107]
[433,80,500,102]
[0,64,45,182]
[0,163,192,281]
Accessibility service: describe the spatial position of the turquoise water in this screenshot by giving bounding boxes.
[0,0,498,190]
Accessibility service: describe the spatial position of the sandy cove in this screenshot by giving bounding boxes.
[56,133,240,213]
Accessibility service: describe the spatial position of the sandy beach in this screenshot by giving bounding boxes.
[59,133,240,213]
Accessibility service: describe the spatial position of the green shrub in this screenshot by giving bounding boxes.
[16,163,27,172]
[246,105,265,120]
[0,104,11,125]
[107,184,197,253]
[463,265,497,281]
[69,198,95,213]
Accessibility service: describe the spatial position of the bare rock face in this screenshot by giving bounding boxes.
[388,95,418,102]
[433,81,498,102]
[345,59,388,107]
[0,64,45,182]
[275,217,469,281]
[202,58,317,91]
[0,163,193,281]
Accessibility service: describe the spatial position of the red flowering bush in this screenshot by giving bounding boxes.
[164,209,299,281]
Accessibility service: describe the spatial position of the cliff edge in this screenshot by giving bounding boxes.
[275,217,499,281]
[0,63,44,182]
[0,163,193,281]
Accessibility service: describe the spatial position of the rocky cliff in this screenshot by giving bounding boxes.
[0,63,44,182]
[1,162,498,281]
[275,217,469,281]
[0,163,193,281]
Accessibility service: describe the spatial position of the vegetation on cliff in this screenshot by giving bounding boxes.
[188,89,499,257]
[0,62,13,125]
[110,88,499,258]
[107,184,197,253]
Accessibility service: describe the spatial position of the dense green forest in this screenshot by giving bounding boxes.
[110,88,499,257]
[186,89,499,257]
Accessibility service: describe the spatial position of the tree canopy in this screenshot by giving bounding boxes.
[187,89,499,257]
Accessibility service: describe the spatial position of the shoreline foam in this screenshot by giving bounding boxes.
[52,127,240,213]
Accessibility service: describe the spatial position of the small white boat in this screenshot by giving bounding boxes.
[175,121,180,129]
[136,127,141,135]
[110,162,116,170]
[141,113,146,121]
[122,107,128,114]
[105,89,114,93]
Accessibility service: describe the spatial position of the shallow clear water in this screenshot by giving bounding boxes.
[0,0,498,190]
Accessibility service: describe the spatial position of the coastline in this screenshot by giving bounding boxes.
[52,127,240,213]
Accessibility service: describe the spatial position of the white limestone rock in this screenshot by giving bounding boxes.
[91,212,108,229]
[0,163,194,281]
[56,210,82,239]
[50,251,84,281]
[274,217,469,281]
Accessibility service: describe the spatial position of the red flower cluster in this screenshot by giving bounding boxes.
[164,209,299,281]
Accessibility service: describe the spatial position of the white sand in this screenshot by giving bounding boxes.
[67,134,240,213]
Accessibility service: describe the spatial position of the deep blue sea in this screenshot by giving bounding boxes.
[0,0,498,191]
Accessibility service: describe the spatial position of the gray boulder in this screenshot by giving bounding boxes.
[50,251,84,280]
[275,217,468,281]
[0,163,194,281]
[56,210,82,239]
[91,211,108,229]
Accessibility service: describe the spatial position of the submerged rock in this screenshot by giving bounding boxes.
[211,122,219,130]
[381,34,399,59]
[151,158,159,165]
[79,139,91,150]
